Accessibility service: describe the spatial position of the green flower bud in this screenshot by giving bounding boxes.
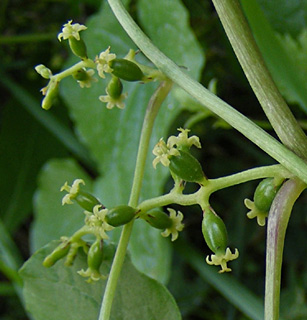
[106,76,123,99]
[68,37,88,60]
[35,64,52,79]
[105,205,137,227]
[202,208,228,254]
[254,178,281,212]
[42,80,59,110]
[169,150,204,183]
[143,209,172,229]
[43,240,70,267]
[109,59,144,81]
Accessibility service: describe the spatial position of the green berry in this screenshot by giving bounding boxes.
[109,59,144,81]
[202,208,228,254]
[107,76,123,99]
[75,191,101,212]
[143,209,172,229]
[68,37,88,59]
[87,240,104,272]
[105,205,137,227]
[169,150,204,183]
[254,178,281,212]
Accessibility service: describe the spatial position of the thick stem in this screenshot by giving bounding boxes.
[211,0,307,158]
[106,0,307,185]
[265,179,306,320]
[98,81,172,320]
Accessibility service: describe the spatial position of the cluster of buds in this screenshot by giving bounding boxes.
[35,20,160,111]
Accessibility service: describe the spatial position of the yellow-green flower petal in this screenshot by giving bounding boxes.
[58,20,87,41]
[161,208,184,241]
[206,247,239,273]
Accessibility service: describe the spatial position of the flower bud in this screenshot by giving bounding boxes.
[35,64,52,79]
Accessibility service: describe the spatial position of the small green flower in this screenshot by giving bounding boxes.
[167,128,201,150]
[60,179,85,205]
[161,208,184,241]
[99,90,127,110]
[84,205,114,240]
[74,68,97,88]
[152,139,180,169]
[58,20,87,41]
[95,47,116,78]
[244,198,268,226]
[77,267,106,283]
[206,247,239,273]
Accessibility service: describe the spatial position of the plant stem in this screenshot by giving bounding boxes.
[138,164,291,213]
[211,0,307,158]
[106,0,307,185]
[98,81,172,320]
[265,179,306,320]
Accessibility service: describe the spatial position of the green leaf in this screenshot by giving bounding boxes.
[137,0,205,79]
[241,0,307,113]
[137,0,205,111]
[30,158,95,253]
[256,0,307,36]
[19,241,182,320]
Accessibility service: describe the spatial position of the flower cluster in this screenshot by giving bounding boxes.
[84,205,114,240]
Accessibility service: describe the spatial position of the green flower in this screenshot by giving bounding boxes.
[167,128,201,150]
[161,208,184,241]
[60,179,85,205]
[84,205,114,240]
[58,20,87,41]
[244,198,268,226]
[152,138,180,169]
[75,69,97,88]
[77,267,107,283]
[206,247,239,273]
[99,90,127,110]
[95,46,116,78]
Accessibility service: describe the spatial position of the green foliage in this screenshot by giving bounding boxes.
[19,241,181,320]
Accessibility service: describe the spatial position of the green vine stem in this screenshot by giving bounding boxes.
[138,164,291,213]
[106,0,307,185]
[211,0,307,158]
[98,81,173,320]
[265,179,306,320]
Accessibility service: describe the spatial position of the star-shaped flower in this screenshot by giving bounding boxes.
[58,20,87,41]
[167,128,201,150]
[60,179,85,205]
[77,266,107,283]
[244,198,268,226]
[95,47,116,78]
[76,69,97,88]
[152,139,180,169]
[84,205,114,240]
[99,90,127,109]
[161,208,184,241]
[206,247,239,273]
